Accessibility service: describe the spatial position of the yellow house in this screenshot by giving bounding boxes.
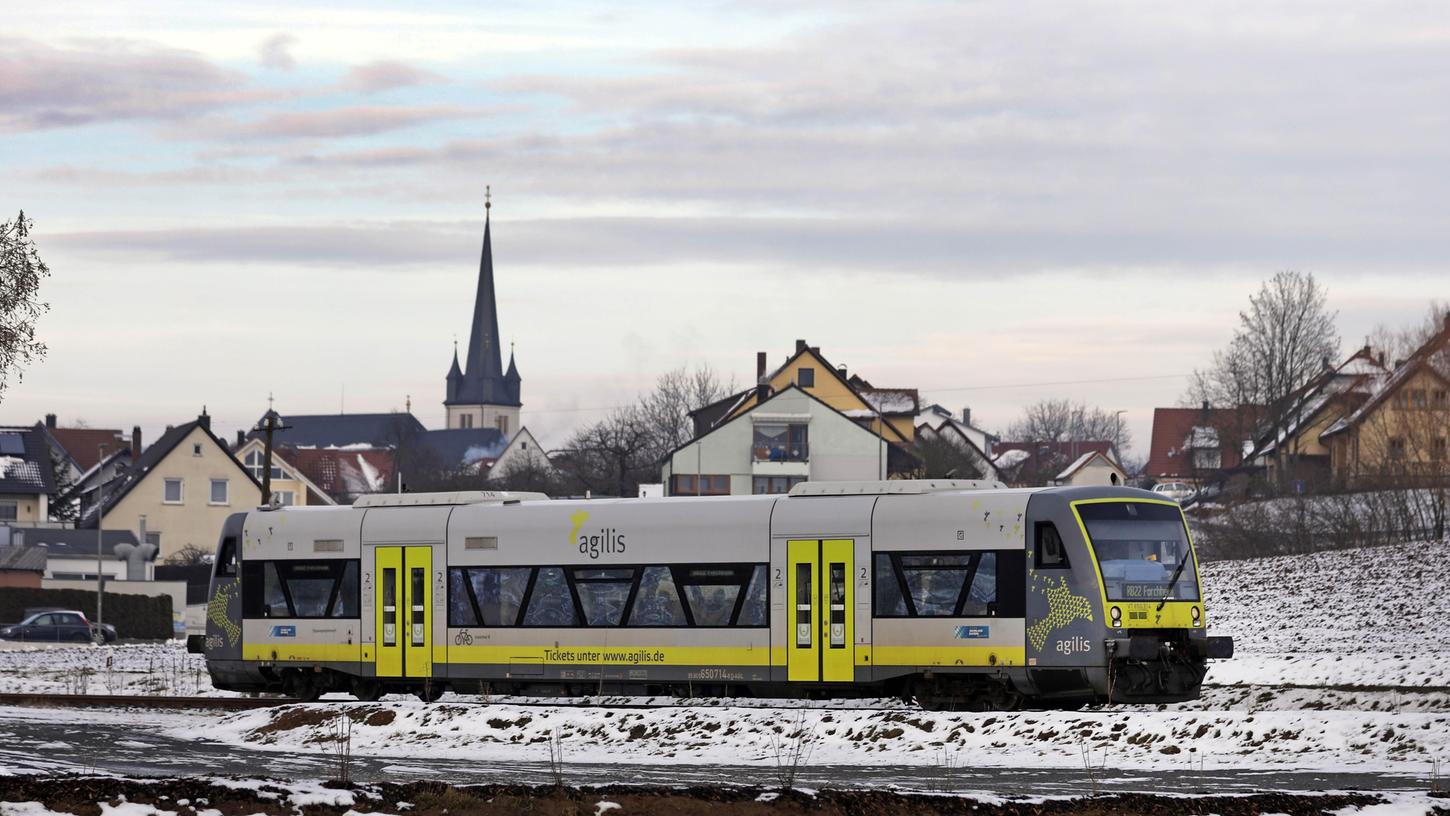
[82,412,263,563]
[1321,317,1450,482]
[0,425,57,522]
[696,340,918,447]
[230,437,336,507]
[1251,346,1386,486]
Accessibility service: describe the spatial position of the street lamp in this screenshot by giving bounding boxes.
[96,443,107,631]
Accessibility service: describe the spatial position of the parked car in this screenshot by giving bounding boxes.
[0,609,118,644]
[1150,481,1197,503]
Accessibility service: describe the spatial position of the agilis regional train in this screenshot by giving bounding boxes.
[196,480,1233,709]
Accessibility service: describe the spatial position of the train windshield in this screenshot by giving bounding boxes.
[1078,501,1200,602]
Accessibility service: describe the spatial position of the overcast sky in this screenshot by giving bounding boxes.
[3,1,1448,457]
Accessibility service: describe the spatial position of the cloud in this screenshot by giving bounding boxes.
[0,36,255,131]
[200,105,484,141]
[340,60,443,94]
[257,33,297,70]
[43,216,1450,274]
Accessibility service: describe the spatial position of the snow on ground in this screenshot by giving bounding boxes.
[1200,539,1450,688]
[0,642,222,697]
[211,697,1450,773]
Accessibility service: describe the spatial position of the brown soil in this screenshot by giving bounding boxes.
[0,776,1399,816]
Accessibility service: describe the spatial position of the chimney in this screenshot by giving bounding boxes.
[198,407,211,431]
[236,430,246,448]
[1444,311,1450,331]
[44,413,56,429]
[1378,350,1386,366]
[961,406,972,426]
[756,351,767,383]
[131,426,142,457]
[795,339,807,354]
[838,363,847,379]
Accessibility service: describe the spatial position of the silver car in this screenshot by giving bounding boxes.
[1151,481,1196,502]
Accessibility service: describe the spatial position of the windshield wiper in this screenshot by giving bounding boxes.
[1157,550,1192,611]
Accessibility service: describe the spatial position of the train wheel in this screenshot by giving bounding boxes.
[285,671,323,702]
[351,678,383,702]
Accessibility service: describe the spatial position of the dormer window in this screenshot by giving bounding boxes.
[797,367,815,388]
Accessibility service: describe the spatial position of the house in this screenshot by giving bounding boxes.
[36,414,126,486]
[1,526,144,582]
[0,425,58,522]
[1247,345,1389,485]
[914,405,1001,481]
[916,404,997,455]
[0,543,45,588]
[1320,314,1450,482]
[229,436,337,506]
[278,446,396,504]
[1053,450,1127,487]
[480,427,551,480]
[80,411,263,563]
[1146,403,1261,486]
[687,340,921,479]
[662,384,899,496]
[991,440,1117,487]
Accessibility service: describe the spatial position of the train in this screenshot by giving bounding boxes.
[196,480,1233,709]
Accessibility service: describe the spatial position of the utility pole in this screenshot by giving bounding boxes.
[255,411,291,505]
[95,442,107,630]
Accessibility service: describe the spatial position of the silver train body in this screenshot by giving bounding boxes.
[199,480,1232,708]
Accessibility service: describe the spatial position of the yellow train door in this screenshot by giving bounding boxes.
[787,539,855,683]
[375,546,432,679]
[375,547,403,678]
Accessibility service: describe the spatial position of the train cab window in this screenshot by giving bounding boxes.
[215,536,237,577]
[1035,523,1070,569]
[628,566,687,626]
[522,567,578,626]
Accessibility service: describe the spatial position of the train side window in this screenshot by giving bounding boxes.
[573,567,636,626]
[522,567,578,626]
[959,552,996,616]
[1036,523,1070,569]
[872,553,907,616]
[330,561,360,617]
[447,568,480,627]
[215,536,237,577]
[737,565,769,626]
[628,566,687,626]
[263,562,289,617]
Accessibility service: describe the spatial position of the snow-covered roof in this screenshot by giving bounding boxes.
[1054,450,1120,481]
[993,449,1030,468]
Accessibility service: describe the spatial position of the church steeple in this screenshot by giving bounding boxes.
[445,188,522,417]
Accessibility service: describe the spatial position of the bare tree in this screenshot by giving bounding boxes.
[555,406,656,497]
[915,432,994,480]
[1190,271,1338,487]
[637,364,736,462]
[1368,299,1450,377]
[165,543,213,566]
[0,211,50,401]
[1005,398,1132,455]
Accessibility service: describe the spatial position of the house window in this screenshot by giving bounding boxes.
[1191,449,1222,470]
[460,414,473,429]
[752,476,805,494]
[1392,392,1407,409]
[497,415,509,434]
[243,450,284,481]
[1434,390,1449,410]
[670,474,730,495]
[193,442,203,456]
[1389,438,1406,460]
[0,503,16,521]
[145,532,161,548]
[210,479,229,505]
[163,478,183,504]
[797,367,815,388]
[1410,389,1428,409]
[752,423,808,462]
[275,490,296,506]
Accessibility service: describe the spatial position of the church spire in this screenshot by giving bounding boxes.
[463,186,504,385]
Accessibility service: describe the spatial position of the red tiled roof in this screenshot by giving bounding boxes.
[1146,407,1259,478]
[50,428,126,471]
[283,447,395,501]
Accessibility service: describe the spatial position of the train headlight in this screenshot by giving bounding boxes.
[1191,606,1202,626]
[1110,606,1122,626]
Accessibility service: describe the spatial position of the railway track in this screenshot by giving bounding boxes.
[0,693,291,711]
